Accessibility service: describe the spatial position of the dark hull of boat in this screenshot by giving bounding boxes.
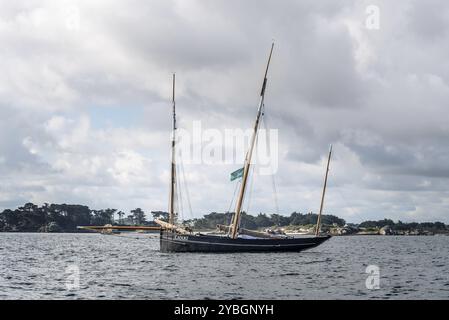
[159,229,331,253]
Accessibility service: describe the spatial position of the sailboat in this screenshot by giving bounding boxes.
[155,44,332,252]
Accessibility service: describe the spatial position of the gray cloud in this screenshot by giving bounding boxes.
[1,0,449,223]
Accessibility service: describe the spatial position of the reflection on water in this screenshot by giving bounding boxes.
[0,233,448,299]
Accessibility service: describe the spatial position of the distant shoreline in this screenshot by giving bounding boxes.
[2,202,448,236]
[0,231,447,237]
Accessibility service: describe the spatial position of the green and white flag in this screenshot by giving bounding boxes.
[230,167,244,181]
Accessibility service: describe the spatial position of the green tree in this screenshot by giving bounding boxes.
[240,212,258,229]
[117,211,125,224]
[131,208,146,225]
[254,213,273,228]
[91,209,115,226]
[151,211,169,222]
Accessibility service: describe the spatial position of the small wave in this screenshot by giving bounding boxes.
[111,283,131,287]
[279,272,301,276]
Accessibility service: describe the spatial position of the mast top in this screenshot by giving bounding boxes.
[260,42,274,97]
[172,73,176,131]
[172,73,176,103]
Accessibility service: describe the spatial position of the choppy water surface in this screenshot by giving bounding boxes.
[0,233,448,299]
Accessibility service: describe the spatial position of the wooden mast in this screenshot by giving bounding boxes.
[155,74,191,235]
[168,73,177,225]
[315,145,332,236]
[229,43,274,239]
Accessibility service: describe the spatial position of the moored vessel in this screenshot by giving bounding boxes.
[157,43,332,252]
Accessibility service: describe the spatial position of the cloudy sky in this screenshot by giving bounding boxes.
[1,0,449,223]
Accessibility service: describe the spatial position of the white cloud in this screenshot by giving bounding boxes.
[1,0,449,223]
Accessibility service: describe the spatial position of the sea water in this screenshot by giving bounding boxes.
[0,233,448,299]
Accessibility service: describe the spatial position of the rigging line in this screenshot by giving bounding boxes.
[167,158,174,220]
[245,123,260,215]
[244,107,266,215]
[176,163,184,222]
[169,134,178,222]
[174,184,179,223]
[167,183,171,220]
[168,174,178,221]
[227,179,241,214]
[227,180,241,230]
[261,105,279,214]
[245,164,256,215]
[179,155,193,218]
[327,164,358,218]
[175,163,179,221]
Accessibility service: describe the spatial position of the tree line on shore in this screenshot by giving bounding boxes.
[182,211,346,230]
[357,219,447,233]
[0,202,447,233]
[0,203,152,232]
